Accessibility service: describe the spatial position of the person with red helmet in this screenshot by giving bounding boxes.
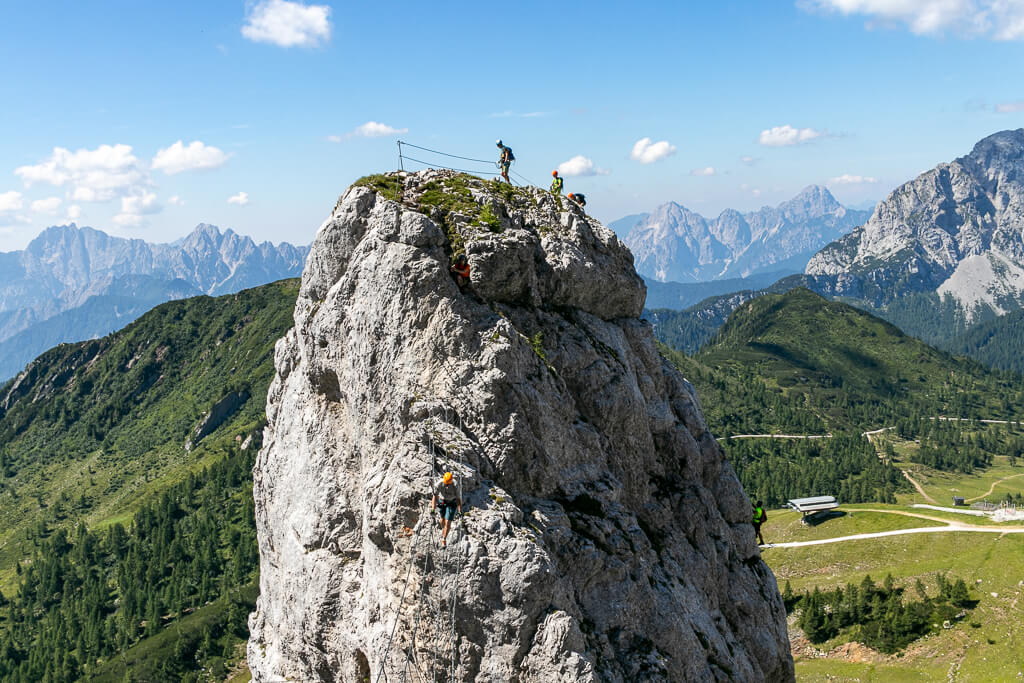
[550,170,564,195]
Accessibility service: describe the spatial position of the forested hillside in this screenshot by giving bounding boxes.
[948,307,1024,374]
[0,279,299,681]
[661,288,1024,506]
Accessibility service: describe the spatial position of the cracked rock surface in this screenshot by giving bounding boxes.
[247,170,794,682]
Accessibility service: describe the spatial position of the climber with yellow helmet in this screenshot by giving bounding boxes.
[550,170,564,195]
[431,471,462,547]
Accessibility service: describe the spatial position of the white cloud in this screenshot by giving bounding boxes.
[690,166,716,176]
[557,155,609,177]
[630,137,677,164]
[15,144,147,202]
[242,0,331,47]
[168,195,184,206]
[996,101,1024,112]
[759,125,824,146]
[830,173,878,184]
[801,0,1024,40]
[350,121,408,138]
[66,205,82,221]
[740,156,760,165]
[152,140,229,174]
[326,134,343,143]
[114,191,161,226]
[0,191,24,212]
[31,197,62,214]
[228,191,250,205]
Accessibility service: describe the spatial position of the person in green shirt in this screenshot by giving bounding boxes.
[550,170,564,195]
[752,501,767,545]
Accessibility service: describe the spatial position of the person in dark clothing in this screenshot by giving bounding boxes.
[431,472,462,547]
[496,140,514,183]
[567,192,586,208]
[450,253,470,289]
[752,501,767,545]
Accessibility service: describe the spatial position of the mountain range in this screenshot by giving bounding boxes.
[622,186,870,283]
[0,223,308,381]
[650,129,1024,357]
[806,128,1024,322]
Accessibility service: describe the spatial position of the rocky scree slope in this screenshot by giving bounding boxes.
[806,129,1024,318]
[247,170,794,682]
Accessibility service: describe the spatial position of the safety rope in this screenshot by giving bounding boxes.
[400,141,495,165]
[375,503,429,683]
[400,423,442,683]
[374,338,492,682]
[400,154,497,177]
[397,139,539,189]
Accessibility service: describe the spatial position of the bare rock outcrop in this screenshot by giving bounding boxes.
[247,170,794,682]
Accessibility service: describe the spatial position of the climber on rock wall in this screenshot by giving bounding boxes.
[449,253,470,290]
[431,471,462,547]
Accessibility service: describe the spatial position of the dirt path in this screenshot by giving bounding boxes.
[721,434,832,440]
[854,507,961,524]
[766,523,1024,549]
[861,426,895,439]
[766,507,1024,549]
[901,470,938,504]
[966,472,1024,503]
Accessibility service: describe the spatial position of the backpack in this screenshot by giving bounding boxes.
[504,147,515,162]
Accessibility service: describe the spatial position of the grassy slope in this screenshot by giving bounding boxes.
[762,507,1024,681]
[0,279,299,674]
[660,288,1024,678]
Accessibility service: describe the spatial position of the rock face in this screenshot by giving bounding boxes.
[806,129,1024,318]
[623,186,867,283]
[248,171,794,682]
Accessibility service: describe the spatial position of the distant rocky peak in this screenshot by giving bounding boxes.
[782,185,842,217]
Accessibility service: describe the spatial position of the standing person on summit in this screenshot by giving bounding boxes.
[496,139,514,183]
[431,471,462,547]
[550,170,564,195]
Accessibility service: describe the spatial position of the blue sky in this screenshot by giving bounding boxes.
[1,0,1023,251]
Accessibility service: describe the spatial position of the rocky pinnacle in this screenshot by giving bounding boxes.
[247,171,794,682]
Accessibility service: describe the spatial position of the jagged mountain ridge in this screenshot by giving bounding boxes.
[0,223,308,380]
[248,170,794,682]
[624,186,869,283]
[806,129,1024,319]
